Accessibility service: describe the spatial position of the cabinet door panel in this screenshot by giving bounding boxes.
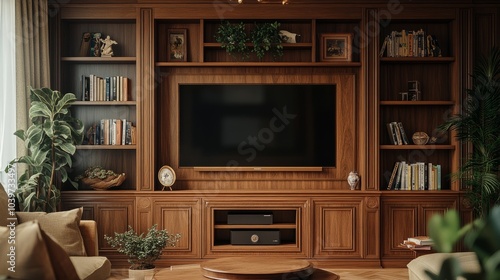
[153,199,201,258]
[98,205,134,250]
[420,200,456,234]
[381,203,417,258]
[313,198,362,257]
[61,198,135,252]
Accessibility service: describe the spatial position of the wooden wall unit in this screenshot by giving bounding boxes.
[50,1,500,268]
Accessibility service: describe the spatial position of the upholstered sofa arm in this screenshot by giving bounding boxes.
[79,220,99,256]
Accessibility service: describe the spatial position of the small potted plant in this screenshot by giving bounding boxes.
[105,224,181,279]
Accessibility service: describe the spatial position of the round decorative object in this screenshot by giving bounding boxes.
[81,174,126,191]
[158,165,176,191]
[412,131,430,145]
[77,166,125,190]
[347,171,360,190]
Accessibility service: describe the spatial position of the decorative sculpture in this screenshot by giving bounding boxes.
[100,35,118,57]
[347,171,360,190]
[279,30,300,43]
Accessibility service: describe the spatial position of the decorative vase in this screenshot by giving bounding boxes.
[347,171,360,190]
[128,267,156,280]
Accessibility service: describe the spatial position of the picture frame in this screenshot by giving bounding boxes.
[167,29,187,62]
[320,33,352,62]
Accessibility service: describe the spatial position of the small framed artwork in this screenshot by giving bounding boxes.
[167,29,187,62]
[320,33,352,62]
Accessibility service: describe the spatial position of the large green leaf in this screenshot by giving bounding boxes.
[53,121,72,140]
[55,93,77,115]
[25,125,44,148]
[29,101,52,120]
[42,120,54,138]
[30,87,52,105]
[57,142,76,155]
[14,129,26,141]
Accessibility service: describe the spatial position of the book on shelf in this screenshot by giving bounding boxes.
[387,161,400,190]
[386,122,409,145]
[400,240,432,250]
[85,119,135,146]
[81,75,131,102]
[386,123,398,145]
[389,161,441,190]
[81,75,90,101]
[397,122,409,145]
[380,28,438,58]
[407,236,434,246]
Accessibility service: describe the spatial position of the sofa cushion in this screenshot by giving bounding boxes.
[0,220,80,280]
[70,256,111,280]
[16,207,87,256]
[407,252,481,280]
[0,183,10,226]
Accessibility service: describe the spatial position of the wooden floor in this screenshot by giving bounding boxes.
[109,267,409,280]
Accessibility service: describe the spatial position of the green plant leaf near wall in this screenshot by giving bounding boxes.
[215,20,284,61]
[439,48,500,218]
[5,87,84,212]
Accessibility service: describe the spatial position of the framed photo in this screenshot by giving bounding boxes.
[320,33,352,62]
[167,29,187,62]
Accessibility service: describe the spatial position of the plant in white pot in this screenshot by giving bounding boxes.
[104,224,181,279]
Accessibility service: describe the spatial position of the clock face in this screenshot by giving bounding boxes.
[158,165,176,188]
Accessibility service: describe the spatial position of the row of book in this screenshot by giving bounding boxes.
[387,161,441,191]
[386,121,409,145]
[81,75,130,102]
[84,119,136,146]
[379,29,440,58]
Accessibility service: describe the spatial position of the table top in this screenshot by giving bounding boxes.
[154,258,339,280]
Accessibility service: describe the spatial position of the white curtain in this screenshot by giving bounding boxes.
[0,0,17,188]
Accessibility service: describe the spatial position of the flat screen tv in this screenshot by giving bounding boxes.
[179,84,336,169]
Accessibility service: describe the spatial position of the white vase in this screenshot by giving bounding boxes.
[347,171,360,190]
[128,268,156,280]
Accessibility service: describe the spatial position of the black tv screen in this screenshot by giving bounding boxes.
[179,84,336,168]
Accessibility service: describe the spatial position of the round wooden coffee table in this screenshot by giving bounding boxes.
[154,258,339,280]
[201,257,314,280]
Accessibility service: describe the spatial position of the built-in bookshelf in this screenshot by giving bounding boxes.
[378,14,459,192]
[56,9,138,191]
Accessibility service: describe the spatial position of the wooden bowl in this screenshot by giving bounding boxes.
[81,173,126,190]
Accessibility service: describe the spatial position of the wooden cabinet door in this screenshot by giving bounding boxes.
[381,195,458,264]
[313,197,363,258]
[61,197,135,253]
[381,201,419,260]
[152,198,202,259]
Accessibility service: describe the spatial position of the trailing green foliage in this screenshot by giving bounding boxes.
[425,206,500,280]
[250,21,283,60]
[439,48,500,217]
[104,224,181,270]
[215,21,250,60]
[215,21,283,61]
[5,87,84,212]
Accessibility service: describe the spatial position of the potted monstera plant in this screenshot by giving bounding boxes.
[5,87,84,212]
[105,224,181,279]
